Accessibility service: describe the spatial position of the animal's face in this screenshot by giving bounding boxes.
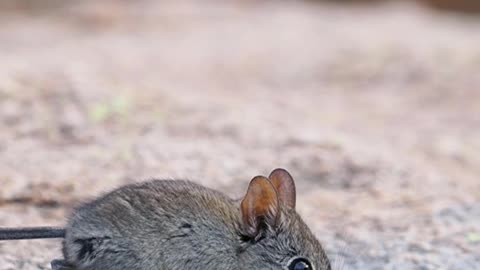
[237,169,331,270]
[239,210,331,270]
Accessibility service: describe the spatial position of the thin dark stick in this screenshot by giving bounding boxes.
[0,227,65,240]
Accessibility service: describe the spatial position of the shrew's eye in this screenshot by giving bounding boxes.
[288,257,312,270]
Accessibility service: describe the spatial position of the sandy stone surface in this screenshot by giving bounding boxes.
[0,1,479,269]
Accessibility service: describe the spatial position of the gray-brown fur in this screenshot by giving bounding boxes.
[4,169,332,270]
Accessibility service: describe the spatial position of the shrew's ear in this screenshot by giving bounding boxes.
[240,176,279,239]
[268,168,296,209]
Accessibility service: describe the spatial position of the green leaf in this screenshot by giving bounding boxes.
[90,104,111,122]
[466,232,480,243]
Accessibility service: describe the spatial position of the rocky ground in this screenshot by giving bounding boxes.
[0,1,479,269]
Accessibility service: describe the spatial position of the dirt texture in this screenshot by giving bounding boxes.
[0,1,479,269]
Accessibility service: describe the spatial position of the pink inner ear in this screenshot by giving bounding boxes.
[240,176,279,237]
[268,168,296,209]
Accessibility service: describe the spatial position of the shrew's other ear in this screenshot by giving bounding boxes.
[240,176,279,239]
[268,168,296,209]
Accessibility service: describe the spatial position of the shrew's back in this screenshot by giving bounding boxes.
[63,180,241,270]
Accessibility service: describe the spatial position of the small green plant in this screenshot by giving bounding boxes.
[90,95,131,123]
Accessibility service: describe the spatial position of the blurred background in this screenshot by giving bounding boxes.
[0,0,479,269]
